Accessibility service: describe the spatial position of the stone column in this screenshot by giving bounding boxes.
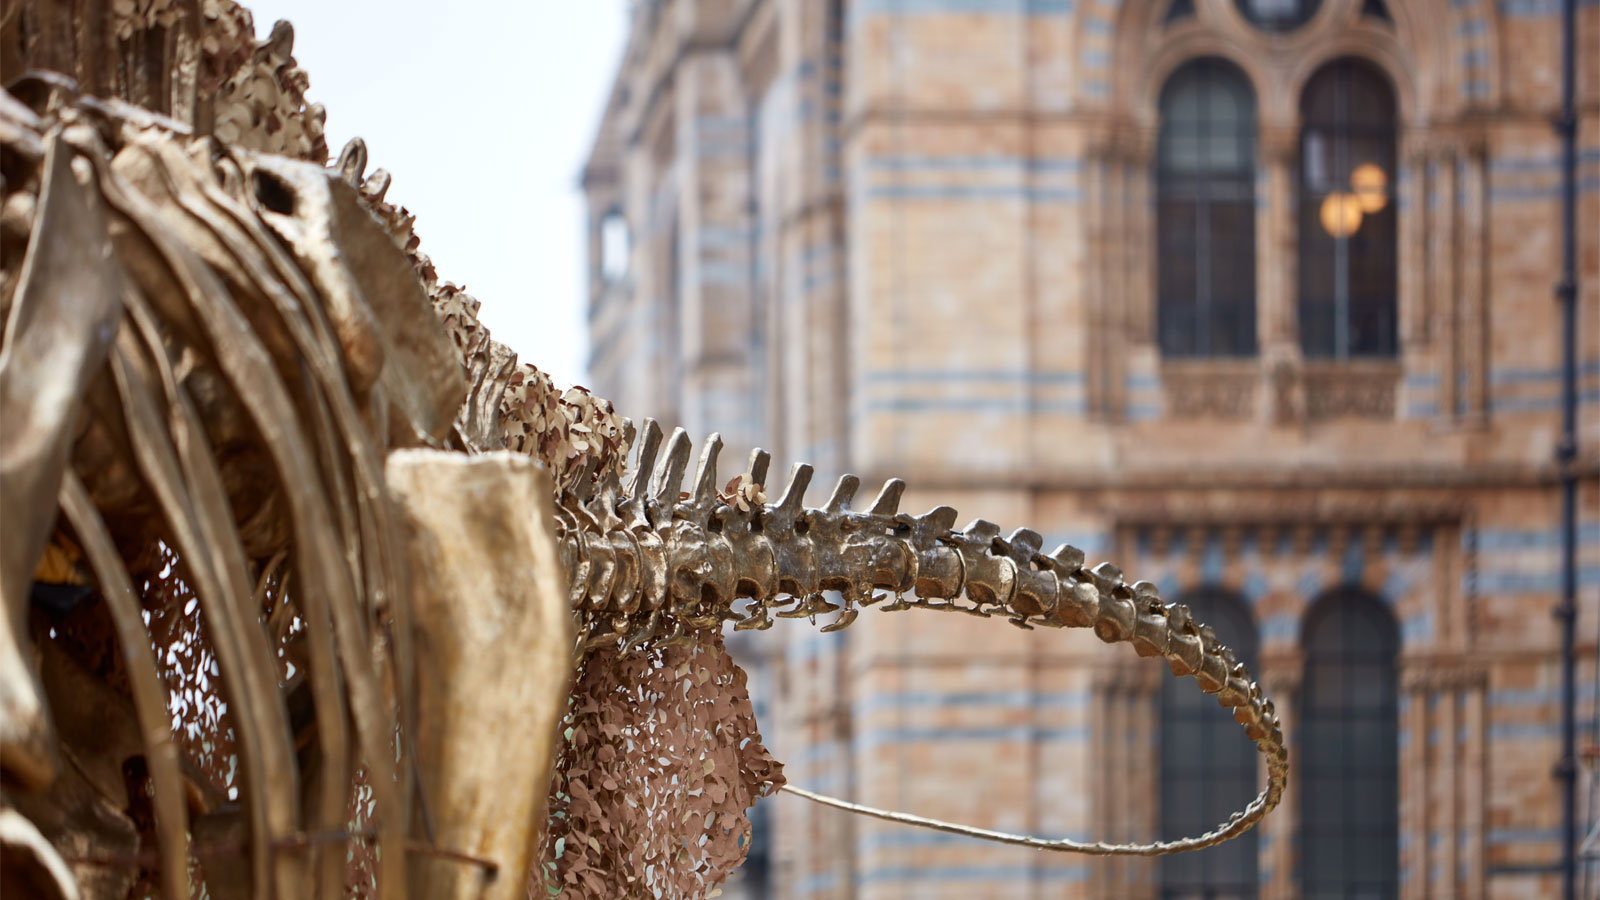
[1439,680,1461,898]
[1461,671,1487,899]
[1260,126,1302,426]
[1083,142,1112,421]
[1123,129,1157,345]
[1089,666,1158,896]
[1427,146,1460,423]
[1259,126,1298,350]
[1458,137,1490,425]
[1119,128,1157,425]
[1398,138,1431,350]
[1401,666,1436,900]
[1400,665,1488,900]
[1258,653,1302,900]
[1107,150,1134,426]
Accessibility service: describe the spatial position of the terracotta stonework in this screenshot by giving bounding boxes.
[585,1,1598,896]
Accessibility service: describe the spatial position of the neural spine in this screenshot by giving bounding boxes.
[556,419,1287,856]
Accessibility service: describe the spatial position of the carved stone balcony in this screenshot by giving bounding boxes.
[1159,361,1260,420]
[1300,361,1401,421]
[1154,359,1401,423]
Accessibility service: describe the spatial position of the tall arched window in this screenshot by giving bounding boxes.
[1160,588,1260,898]
[1157,58,1259,358]
[1300,587,1400,897]
[1298,58,1399,358]
[599,210,630,283]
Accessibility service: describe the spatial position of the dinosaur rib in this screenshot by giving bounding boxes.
[555,420,1288,856]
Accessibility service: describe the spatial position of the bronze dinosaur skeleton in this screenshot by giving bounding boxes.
[0,4,1286,898]
[550,421,1286,857]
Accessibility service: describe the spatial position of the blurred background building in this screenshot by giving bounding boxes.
[582,1,1599,897]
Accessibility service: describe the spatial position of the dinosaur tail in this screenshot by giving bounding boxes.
[557,420,1287,857]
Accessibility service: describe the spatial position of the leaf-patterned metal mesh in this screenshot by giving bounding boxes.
[539,626,784,899]
[136,543,386,898]
[142,550,237,801]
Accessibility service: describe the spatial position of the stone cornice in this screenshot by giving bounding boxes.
[869,458,1600,496]
[1401,662,1490,693]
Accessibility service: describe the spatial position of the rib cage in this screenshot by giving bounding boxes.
[557,420,1289,856]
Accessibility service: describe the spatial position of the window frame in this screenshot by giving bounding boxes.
[1155,57,1262,359]
[1296,56,1400,360]
[1298,586,1401,897]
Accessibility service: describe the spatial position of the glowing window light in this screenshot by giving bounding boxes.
[1320,191,1363,238]
[1350,162,1388,213]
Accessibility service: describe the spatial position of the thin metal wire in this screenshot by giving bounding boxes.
[781,765,1276,858]
[779,593,1288,859]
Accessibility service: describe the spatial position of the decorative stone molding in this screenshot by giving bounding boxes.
[1302,361,1402,420]
[1160,361,1260,420]
[1401,662,1490,694]
[1116,498,1465,531]
[1269,355,1305,424]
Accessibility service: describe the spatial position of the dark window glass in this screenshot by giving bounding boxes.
[1235,0,1321,32]
[1297,58,1399,358]
[1157,58,1259,358]
[739,796,772,898]
[1360,0,1392,23]
[1299,588,1400,898]
[1160,588,1260,899]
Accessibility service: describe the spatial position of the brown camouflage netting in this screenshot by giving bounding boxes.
[539,632,784,898]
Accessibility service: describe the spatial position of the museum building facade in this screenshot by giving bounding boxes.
[583,1,1599,897]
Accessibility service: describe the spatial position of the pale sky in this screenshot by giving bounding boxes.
[248,1,628,389]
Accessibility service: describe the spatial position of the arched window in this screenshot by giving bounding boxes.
[1160,587,1260,898]
[1234,0,1321,33]
[600,210,630,282]
[1297,58,1399,358]
[1157,58,1259,358]
[1300,587,1400,897]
